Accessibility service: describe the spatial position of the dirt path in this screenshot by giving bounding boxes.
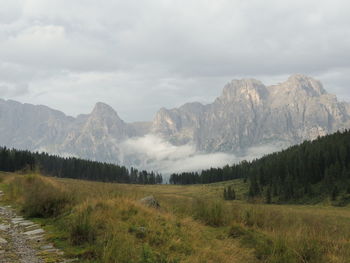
[0,191,75,263]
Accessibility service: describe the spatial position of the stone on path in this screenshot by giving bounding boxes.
[11,217,24,224]
[26,223,39,229]
[19,221,34,227]
[24,228,45,236]
[28,234,44,241]
[0,224,10,231]
[0,237,8,244]
[40,244,54,250]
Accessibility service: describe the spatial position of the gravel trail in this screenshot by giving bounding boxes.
[0,191,76,263]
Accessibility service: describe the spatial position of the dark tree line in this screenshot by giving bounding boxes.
[169,162,250,185]
[0,147,162,184]
[170,130,350,203]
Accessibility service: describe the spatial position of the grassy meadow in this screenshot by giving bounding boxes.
[0,172,350,263]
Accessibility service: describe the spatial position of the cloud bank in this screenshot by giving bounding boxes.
[119,134,281,174]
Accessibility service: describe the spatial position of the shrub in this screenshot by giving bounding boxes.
[192,199,226,226]
[8,174,72,217]
[69,205,97,245]
[295,237,325,263]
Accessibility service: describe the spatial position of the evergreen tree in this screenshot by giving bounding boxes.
[224,185,236,200]
[0,146,163,185]
[265,186,272,204]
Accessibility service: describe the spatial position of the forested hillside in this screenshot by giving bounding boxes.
[170,130,350,203]
[0,147,162,184]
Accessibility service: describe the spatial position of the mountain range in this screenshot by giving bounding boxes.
[1,74,349,171]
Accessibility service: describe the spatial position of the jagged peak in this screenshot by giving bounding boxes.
[220,78,267,102]
[91,102,123,121]
[179,102,204,111]
[92,102,116,114]
[283,74,327,96]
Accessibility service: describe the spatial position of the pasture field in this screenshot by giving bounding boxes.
[0,172,349,263]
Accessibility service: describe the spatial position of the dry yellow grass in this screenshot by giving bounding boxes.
[1,172,350,263]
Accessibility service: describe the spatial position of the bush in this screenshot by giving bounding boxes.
[192,199,226,226]
[69,205,97,245]
[8,174,72,218]
[295,237,325,263]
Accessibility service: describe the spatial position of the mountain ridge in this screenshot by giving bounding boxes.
[152,74,350,152]
[1,74,349,170]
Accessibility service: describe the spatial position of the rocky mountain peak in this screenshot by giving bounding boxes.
[90,102,124,123]
[282,74,326,97]
[219,78,267,104]
[92,102,118,115]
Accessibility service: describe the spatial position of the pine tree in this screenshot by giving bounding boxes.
[224,186,236,200]
[265,186,272,204]
[228,186,236,200]
[331,185,339,201]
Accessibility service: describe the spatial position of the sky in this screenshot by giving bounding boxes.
[1,0,350,122]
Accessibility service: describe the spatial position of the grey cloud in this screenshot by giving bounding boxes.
[0,0,350,121]
[0,83,29,97]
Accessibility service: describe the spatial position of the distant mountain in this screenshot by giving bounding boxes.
[152,74,350,152]
[0,74,349,169]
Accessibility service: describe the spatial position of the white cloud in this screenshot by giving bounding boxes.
[119,134,280,174]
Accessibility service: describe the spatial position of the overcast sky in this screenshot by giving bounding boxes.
[1,0,350,122]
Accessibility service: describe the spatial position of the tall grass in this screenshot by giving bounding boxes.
[7,174,73,217]
[190,198,350,263]
[192,199,226,226]
[2,173,350,263]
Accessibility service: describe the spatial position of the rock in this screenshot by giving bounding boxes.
[0,224,10,231]
[24,229,45,236]
[19,221,34,227]
[27,235,44,241]
[0,237,7,244]
[41,244,54,250]
[139,196,160,209]
[11,217,24,224]
[42,248,58,253]
[25,224,39,230]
